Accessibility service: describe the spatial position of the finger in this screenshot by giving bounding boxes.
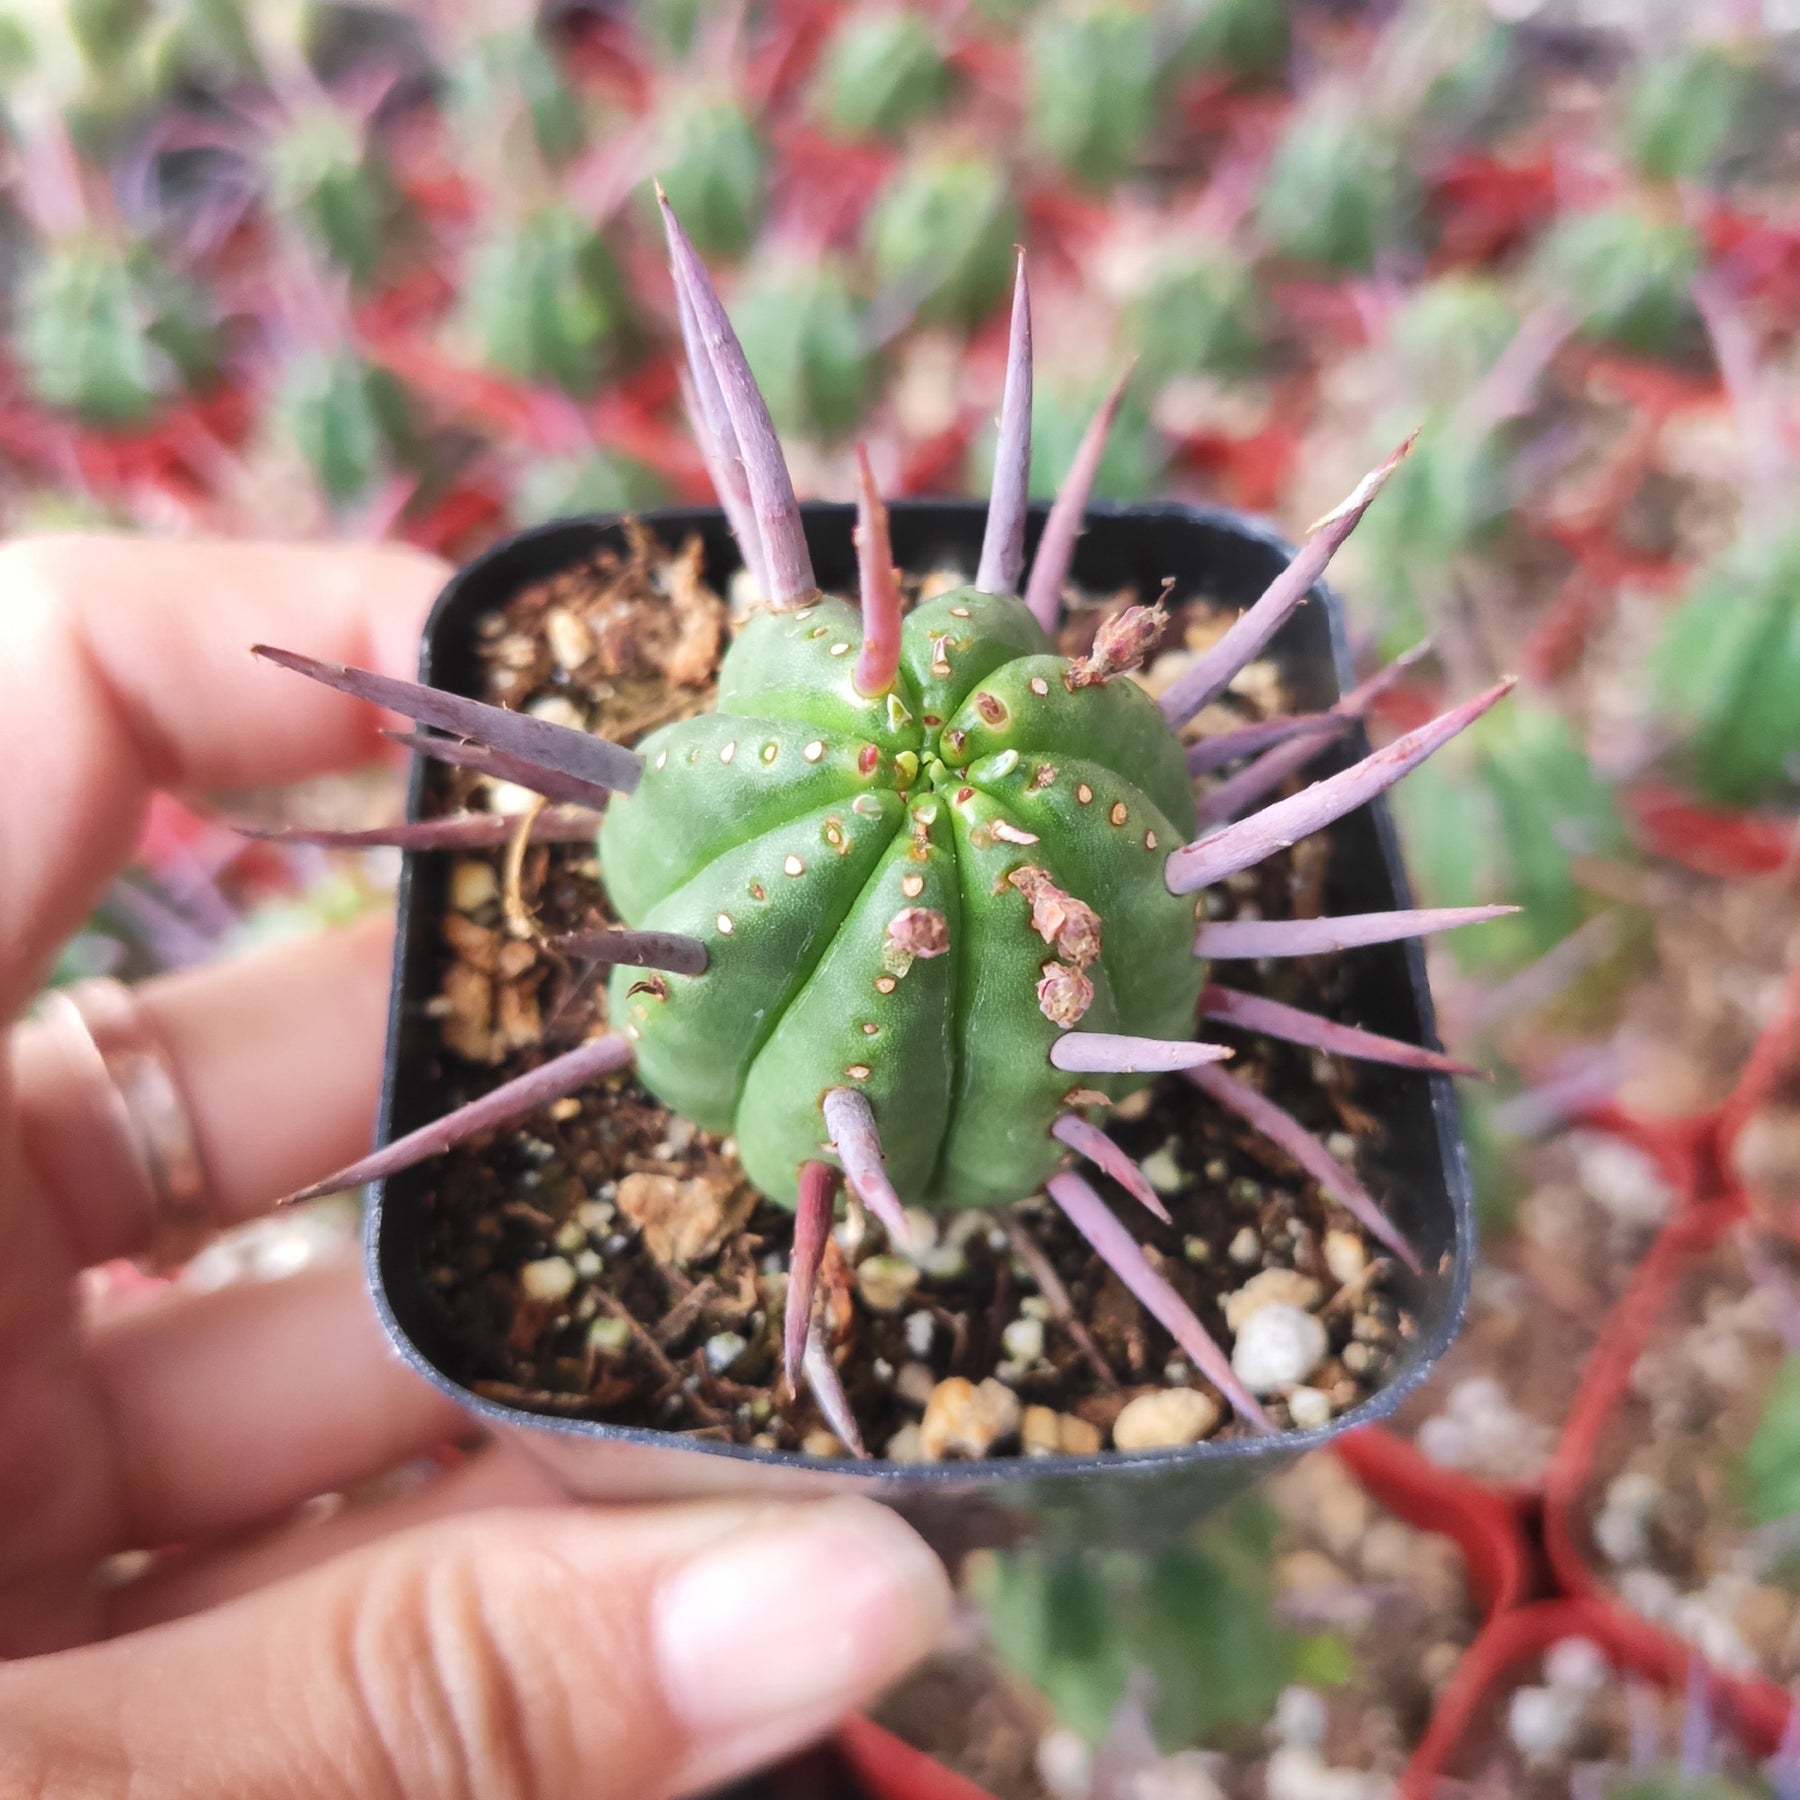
[0,535,446,1019]
[78,1255,472,1560]
[1,1499,951,1800]
[107,1443,567,1636]
[12,914,393,1271]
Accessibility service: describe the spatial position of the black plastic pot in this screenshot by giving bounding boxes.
[367,500,1477,1554]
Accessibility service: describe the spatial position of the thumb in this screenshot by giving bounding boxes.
[0,1498,951,1800]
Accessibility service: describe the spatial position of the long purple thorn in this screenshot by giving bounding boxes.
[386,729,616,810]
[1024,366,1131,632]
[658,189,815,609]
[1202,984,1485,1078]
[677,363,768,598]
[550,927,709,975]
[805,1327,868,1459]
[675,264,764,571]
[253,645,644,795]
[1166,679,1514,895]
[977,253,1032,596]
[852,445,902,698]
[1051,1113,1171,1224]
[1195,642,1431,827]
[822,1087,914,1248]
[1185,1063,1421,1273]
[1048,1034,1234,1074]
[785,1159,838,1398]
[1187,712,1339,774]
[1047,1171,1273,1429]
[1196,905,1518,960]
[234,809,601,852]
[1157,433,1419,728]
[280,1031,634,1206]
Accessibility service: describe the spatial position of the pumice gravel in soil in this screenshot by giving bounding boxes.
[256,199,1507,1457]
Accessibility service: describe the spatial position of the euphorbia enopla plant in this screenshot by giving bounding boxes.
[259,197,1513,1448]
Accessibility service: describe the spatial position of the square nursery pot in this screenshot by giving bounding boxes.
[367,500,1478,1555]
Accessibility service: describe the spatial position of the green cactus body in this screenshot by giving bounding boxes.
[600,588,1201,1212]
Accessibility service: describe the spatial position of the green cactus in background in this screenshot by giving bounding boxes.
[1390,275,1518,401]
[1173,0,1290,84]
[266,105,398,289]
[1128,251,1268,383]
[1740,1353,1800,1530]
[1535,207,1701,357]
[15,234,217,425]
[1608,1775,1778,1800]
[811,8,951,142]
[271,345,415,509]
[968,380,1161,506]
[1622,42,1759,183]
[1394,702,1624,970]
[1653,527,1800,807]
[975,1499,1339,1748]
[1026,1,1162,187]
[733,259,876,442]
[1349,422,1507,651]
[509,447,667,527]
[446,22,584,166]
[1256,106,1413,272]
[459,202,629,394]
[867,153,1020,327]
[654,98,764,259]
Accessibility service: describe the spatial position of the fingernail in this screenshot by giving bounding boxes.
[653,1499,950,1735]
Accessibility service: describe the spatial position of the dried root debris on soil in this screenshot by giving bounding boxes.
[405,529,1414,1458]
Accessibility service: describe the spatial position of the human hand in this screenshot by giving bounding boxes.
[0,536,950,1796]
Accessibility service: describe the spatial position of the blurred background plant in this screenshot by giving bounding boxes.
[7,0,1800,1789]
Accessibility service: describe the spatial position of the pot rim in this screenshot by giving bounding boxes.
[367,498,1477,1486]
